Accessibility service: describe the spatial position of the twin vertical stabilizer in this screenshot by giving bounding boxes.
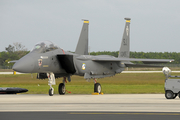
[75,20,89,55]
[75,18,131,57]
[118,18,131,58]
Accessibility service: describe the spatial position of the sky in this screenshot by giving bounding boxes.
[1,0,180,53]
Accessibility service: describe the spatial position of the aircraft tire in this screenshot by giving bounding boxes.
[178,92,180,98]
[49,88,54,96]
[173,93,178,99]
[94,83,101,94]
[165,90,174,99]
[59,83,66,95]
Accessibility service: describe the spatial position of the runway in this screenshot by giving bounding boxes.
[1,94,180,120]
[1,94,180,112]
[1,112,180,120]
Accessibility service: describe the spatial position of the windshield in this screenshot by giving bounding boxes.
[31,41,59,53]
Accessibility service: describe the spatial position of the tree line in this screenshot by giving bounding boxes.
[0,43,179,68]
[0,43,29,68]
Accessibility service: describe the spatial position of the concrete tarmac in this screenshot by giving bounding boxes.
[1,112,180,120]
[1,94,180,112]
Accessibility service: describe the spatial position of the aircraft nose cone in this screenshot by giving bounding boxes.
[13,56,34,73]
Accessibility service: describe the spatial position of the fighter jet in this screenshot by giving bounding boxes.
[12,18,174,96]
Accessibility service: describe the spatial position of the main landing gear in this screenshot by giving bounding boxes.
[58,83,65,95]
[58,76,71,95]
[93,79,102,94]
[58,77,67,95]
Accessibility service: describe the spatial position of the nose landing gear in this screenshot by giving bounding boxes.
[47,73,56,96]
[49,88,54,96]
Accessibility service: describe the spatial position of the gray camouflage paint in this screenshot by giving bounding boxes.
[12,18,174,81]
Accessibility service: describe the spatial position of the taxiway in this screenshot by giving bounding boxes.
[0,94,180,112]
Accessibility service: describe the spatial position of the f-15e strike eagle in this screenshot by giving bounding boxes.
[12,18,174,96]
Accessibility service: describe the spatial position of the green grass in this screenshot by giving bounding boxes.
[1,72,179,94]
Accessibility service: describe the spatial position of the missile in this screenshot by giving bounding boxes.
[0,87,28,94]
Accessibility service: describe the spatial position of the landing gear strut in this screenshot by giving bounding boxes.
[47,73,56,96]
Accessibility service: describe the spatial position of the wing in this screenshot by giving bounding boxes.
[76,55,174,64]
[91,57,174,64]
[91,57,173,67]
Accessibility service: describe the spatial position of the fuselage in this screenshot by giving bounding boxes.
[13,48,125,79]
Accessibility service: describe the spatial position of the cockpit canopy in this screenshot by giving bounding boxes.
[31,41,59,53]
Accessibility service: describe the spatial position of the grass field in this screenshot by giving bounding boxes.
[1,72,180,94]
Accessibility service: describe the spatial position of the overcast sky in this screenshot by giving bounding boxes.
[1,0,180,52]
